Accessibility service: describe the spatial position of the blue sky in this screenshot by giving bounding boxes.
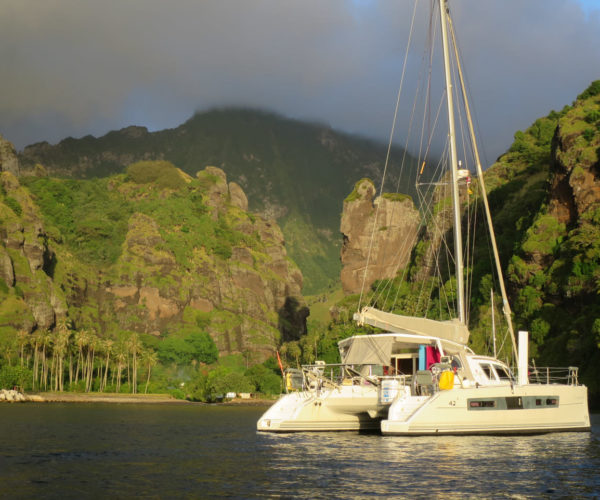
[0,0,599,162]
[578,0,599,15]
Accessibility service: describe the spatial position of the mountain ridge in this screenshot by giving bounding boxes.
[18,108,422,294]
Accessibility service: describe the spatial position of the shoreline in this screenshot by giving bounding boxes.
[10,391,275,406]
[25,392,193,404]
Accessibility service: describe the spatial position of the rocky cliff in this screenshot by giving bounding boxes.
[0,171,67,332]
[0,135,20,177]
[17,108,423,294]
[473,81,600,398]
[0,160,305,363]
[549,89,600,227]
[340,178,420,294]
[488,82,600,304]
[335,82,600,404]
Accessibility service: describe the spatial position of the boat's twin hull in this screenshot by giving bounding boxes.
[257,386,385,432]
[381,384,590,435]
[258,384,590,435]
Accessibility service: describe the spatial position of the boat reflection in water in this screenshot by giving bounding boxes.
[2,404,598,498]
[258,420,599,497]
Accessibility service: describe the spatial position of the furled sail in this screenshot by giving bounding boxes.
[354,306,470,345]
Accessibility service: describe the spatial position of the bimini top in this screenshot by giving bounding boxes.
[338,332,473,365]
[353,306,470,345]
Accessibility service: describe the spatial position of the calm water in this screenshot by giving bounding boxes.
[1,403,599,498]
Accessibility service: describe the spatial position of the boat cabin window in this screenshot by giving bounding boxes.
[480,363,495,380]
[475,361,513,384]
[392,353,419,375]
[494,365,513,381]
[451,356,462,370]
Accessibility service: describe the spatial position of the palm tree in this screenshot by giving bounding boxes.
[32,330,44,390]
[287,342,302,368]
[59,332,70,391]
[85,332,99,392]
[41,331,53,391]
[128,333,141,394]
[114,342,127,393]
[1,335,17,367]
[142,350,158,394]
[16,329,29,368]
[73,329,89,385]
[67,339,76,388]
[100,339,114,392]
[55,319,72,392]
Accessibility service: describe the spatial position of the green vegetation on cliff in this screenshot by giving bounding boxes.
[0,162,306,400]
[276,81,600,407]
[19,109,421,294]
[485,82,600,390]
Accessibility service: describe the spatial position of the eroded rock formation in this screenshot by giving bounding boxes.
[0,165,305,362]
[0,171,67,331]
[0,135,19,177]
[549,104,600,225]
[340,179,420,294]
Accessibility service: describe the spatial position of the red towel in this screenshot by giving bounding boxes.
[426,346,441,369]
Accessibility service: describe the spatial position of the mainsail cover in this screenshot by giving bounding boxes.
[354,307,470,345]
[339,335,395,365]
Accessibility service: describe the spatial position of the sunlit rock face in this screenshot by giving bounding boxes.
[0,164,306,362]
[0,135,20,177]
[0,171,66,332]
[340,178,420,294]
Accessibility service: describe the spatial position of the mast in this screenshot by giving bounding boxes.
[491,289,497,358]
[446,13,519,362]
[439,0,465,324]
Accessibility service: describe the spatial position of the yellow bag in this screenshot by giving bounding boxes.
[438,370,454,390]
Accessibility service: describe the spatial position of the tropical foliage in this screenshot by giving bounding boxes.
[317,81,600,405]
[18,109,424,294]
[0,319,284,400]
[0,160,295,400]
[276,81,600,409]
[2,83,599,407]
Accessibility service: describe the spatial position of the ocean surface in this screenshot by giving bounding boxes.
[1,403,599,498]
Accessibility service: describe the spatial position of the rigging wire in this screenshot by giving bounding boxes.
[360,0,513,358]
[358,0,420,311]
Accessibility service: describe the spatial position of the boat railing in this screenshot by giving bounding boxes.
[527,366,580,385]
[291,363,408,392]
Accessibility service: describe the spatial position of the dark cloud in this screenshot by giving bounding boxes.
[0,0,598,163]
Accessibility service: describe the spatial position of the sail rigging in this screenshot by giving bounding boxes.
[356,0,517,360]
[258,0,590,437]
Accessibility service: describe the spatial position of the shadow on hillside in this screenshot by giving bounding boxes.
[277,297,309,343]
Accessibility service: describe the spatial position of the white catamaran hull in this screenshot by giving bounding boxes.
[257,385,387,432]
[381,384,590,435]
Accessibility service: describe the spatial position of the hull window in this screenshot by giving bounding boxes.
[506,397,523,410]
[469,400,496,409]
[468,396,560,411]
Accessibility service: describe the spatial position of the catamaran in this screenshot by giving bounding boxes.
[257,0,590,434]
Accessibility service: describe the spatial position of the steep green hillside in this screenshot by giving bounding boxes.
[19,109,421,293]
[277,81,600,407]
[0,162,304,399]
[493,81,600,399]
